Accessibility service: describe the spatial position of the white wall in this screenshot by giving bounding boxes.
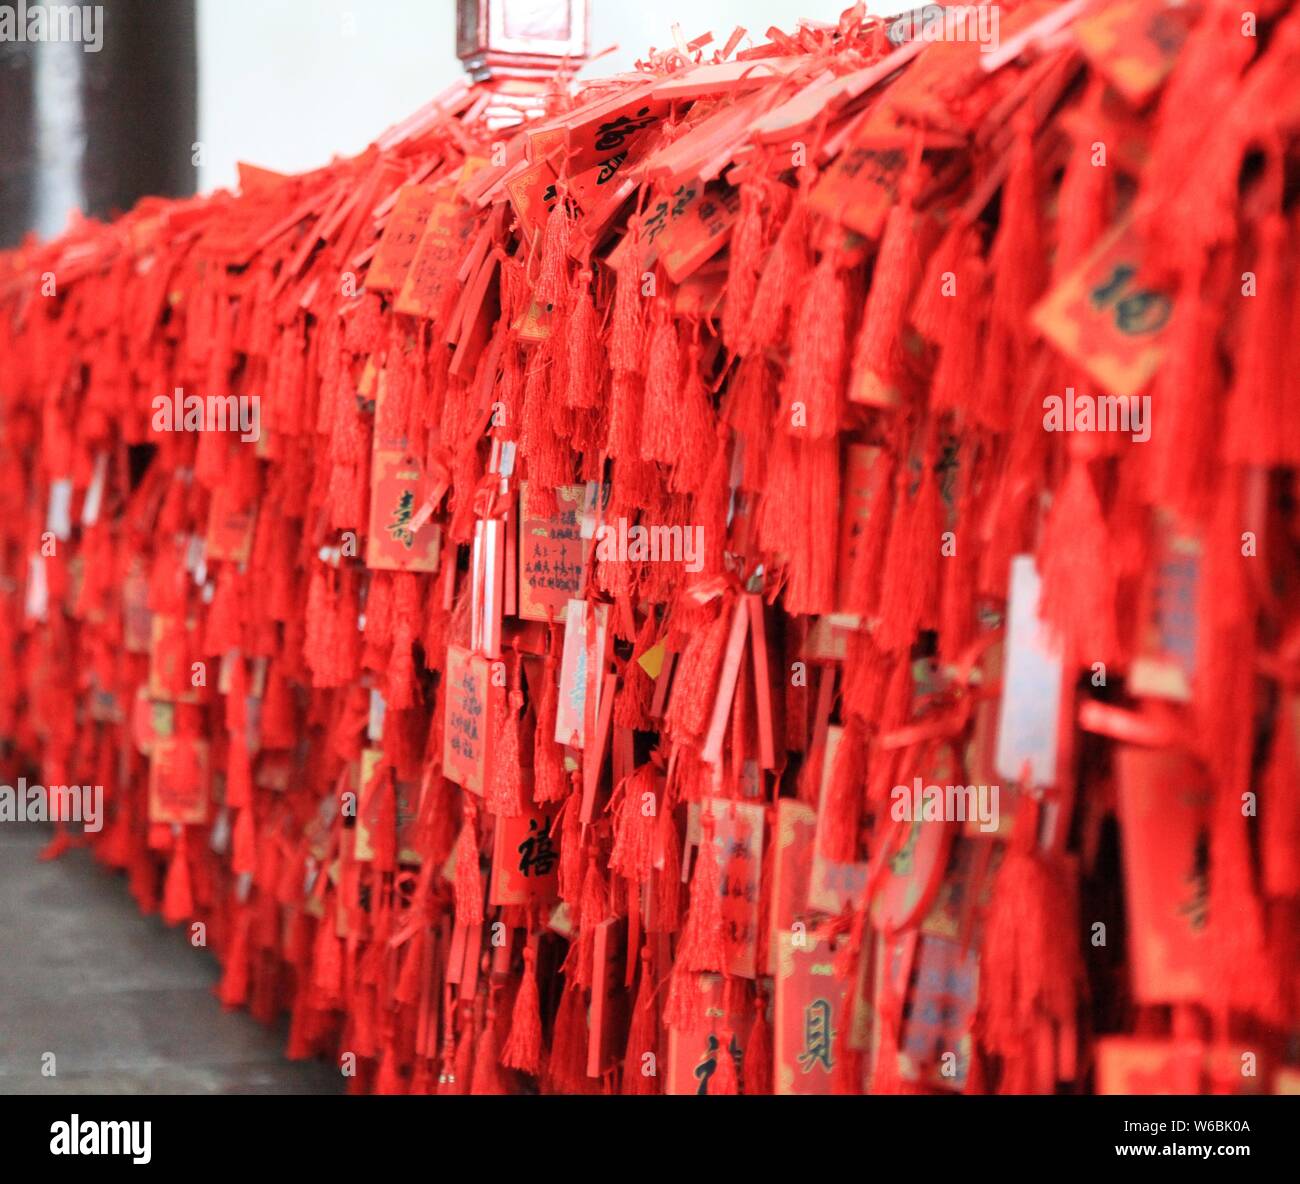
[196,0,889,193]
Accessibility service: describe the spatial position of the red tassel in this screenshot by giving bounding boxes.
[546,978,591,1095]
[500,945,544,1075]
[565,268,602,409]
[721,180,768,356]
[534,194,574,312]
[614,614,657,731]
[640,305,683,466]
[161,828,193,926]
[374,1044,408,1095]
[533,656,570,802]
[783,251,847,441]
[710,1028,740,1094]
[744,994,772,1095]
[470,1003,509,1095]
[218,906,253,1007]
[231,804,257,877]
[609,763,659,883]
[677,813,726,973]
[976,799,1081,1089]
[312,907,343,999]
[852,144,922,389]
[748,199,806,350]
[453,800,484,926]
[653,792,682,933]
[1038,457,1117,667]
[394,928,424,1006]
[622,948,660,1095]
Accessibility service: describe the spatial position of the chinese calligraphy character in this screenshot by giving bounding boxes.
[693,1032,743,1095]
[797,998,835,1074]
[386,489,416,549]
[517,816,557,878]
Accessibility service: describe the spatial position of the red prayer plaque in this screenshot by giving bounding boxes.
[809,726,870,915]
[122,557,152,654]
[836,443,885,610]
[1095,1037,1205,1095]
[774,930,849,1095]
[489,802,560,905]
[1129,511,1200,702]
[443,645,497,796]
[148,735,210,825]
[393,194,475,320]
[1074,0,1194,108]
[148,616,202,704]
[870,741,959,935]
[564,85,669,176]
[587,916,629,1078]
[365,184,438,293]
[700,798,765,979]
[205,487,256,566]
[810,131,908,241]
[353,747,423,864]
[517,482,585,622]
[897,933,979,1092]
[665,973,748,1095]
[367,450,442,572]
[656,181,742,284]
[1032,217,1173,398]
[504,158,560,243]
[1115,745,1213,1004]
[769,798,817,976]
[554,599,608,748]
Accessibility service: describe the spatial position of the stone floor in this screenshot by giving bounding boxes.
[0,824,341,1094]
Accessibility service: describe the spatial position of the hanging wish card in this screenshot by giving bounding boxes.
[665,973,748,1095]
[1115,745,1213,1004]
[443,644,498,795]
[1032,217,1173,399]
[995,555,1064,787]
[354,747,423,864]
[393,193,475,321]
[148,735,210,825]
[897,933,979,1092]
[1129,512,1200,702]
[770,799,817,976]
[518,482,586,622]
[367,450,442,572]
[775,930,849,1095]
[809,725,870,914]
[692,798,765,979]
[490,802,560,906]
[365,184,439,293]
[554,598,609,748]
[1073,0,1194,109]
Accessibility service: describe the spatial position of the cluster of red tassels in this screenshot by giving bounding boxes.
[2,1,1300,1095]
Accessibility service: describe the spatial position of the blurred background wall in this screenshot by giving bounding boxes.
[0,0,197,247]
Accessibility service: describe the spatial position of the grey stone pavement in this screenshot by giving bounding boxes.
[0,823,341,1094]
